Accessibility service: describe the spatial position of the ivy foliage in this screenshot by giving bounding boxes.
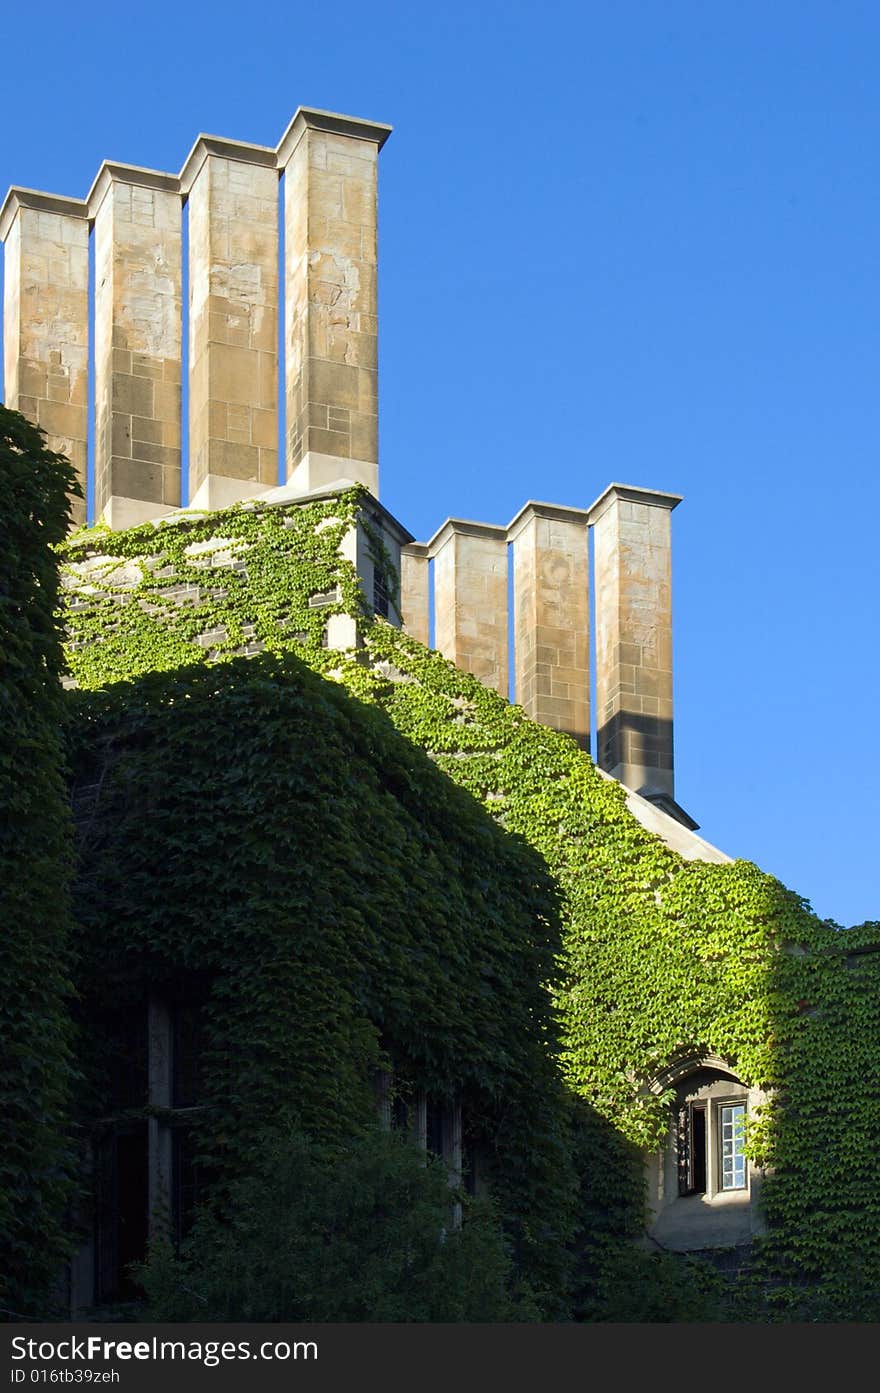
[137,1130,541,1322]
[63,494,576,1314]
[356,624,880,1320]
[0,407,80,1316]
[59,486,880,1321]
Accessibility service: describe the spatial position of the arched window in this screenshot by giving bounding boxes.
[645,1055,765,1252]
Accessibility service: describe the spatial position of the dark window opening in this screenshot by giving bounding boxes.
[96,1123,148,1302]
[678,1102,707,1196]
[373,565,389,618]
[691,1105,707,1193]
[426,1099,444,1157]
[107,1003,148,1112]
[463,1139,478,1197]
[172,1001,203,1108]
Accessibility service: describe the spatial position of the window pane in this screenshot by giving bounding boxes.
[172,1002,203,1108]
[720,1103,746,1190]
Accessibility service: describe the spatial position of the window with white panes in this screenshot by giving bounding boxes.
[719,1102,747,1191]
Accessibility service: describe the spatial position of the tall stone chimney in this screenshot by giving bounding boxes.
[429,519,509,695]
[88,163,182,530]
[278,110,391,499]
[508,501,591,747]
[588,483,690,819]
[0,191,89,526]
[399,542,430,645]
[180,136,279,512]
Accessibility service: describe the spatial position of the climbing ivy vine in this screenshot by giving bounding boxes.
[58,486,880,1321]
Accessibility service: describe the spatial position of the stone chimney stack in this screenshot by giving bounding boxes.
[509,502,591,748]
[429,519,509,695]
[1,108,391,528]
[587,484,681,808]
[401,485,692,822]
[0,191,89,527]
[277,110,391,499]
[88,163,182,530]
[180,136,279,513]
[399,542,430,645]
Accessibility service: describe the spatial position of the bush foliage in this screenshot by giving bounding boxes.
[138,1130,540,1322]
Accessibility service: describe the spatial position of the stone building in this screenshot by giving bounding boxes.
[3,108,774,1308]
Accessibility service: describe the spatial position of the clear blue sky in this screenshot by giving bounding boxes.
[2,1,878,926]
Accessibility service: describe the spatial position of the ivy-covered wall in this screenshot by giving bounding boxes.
[61,493,576,1315]
[57,483,880,1321]
[0,407,79,1316]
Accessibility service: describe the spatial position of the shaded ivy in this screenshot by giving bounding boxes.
[0,407,80,1316]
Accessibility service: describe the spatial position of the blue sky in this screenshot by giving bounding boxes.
[2,1,878,926]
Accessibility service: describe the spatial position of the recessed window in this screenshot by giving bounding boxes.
[678,1089,748,1198]
[720,1103,747,1191]
[373,565,389,618]
[651,1063,760,1252]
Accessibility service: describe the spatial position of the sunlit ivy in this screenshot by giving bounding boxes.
[57,486,880,1322]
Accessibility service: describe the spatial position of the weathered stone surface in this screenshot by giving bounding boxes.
[1,193,89,526]
[400,543,430,645]
[183,140,278,509]
[510,503,590,747]
[279,111,390,497]
[430,520,508,695]
[90,167,182,525]
[588,484,681,797]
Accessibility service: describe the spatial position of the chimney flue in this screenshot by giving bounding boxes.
[180,136,279,513]
[0,190,89,528]
[278,109,391,500]
[509,501,591,748]
[429,519,509,695]
[588,483,684,814]
[89,164,182,530]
